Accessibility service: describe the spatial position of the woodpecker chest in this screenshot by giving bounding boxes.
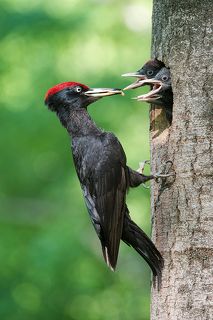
[71,135,104,179]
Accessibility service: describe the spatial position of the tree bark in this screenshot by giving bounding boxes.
[150,1,213,319]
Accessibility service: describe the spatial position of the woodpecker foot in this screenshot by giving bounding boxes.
[153,161,175,181]
[154,172,175,179]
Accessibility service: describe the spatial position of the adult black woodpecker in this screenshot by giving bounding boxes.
[44,81,164,280]
[122,59,165,90]
[135,67,173,123]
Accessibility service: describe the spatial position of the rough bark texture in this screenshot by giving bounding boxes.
[150,1,213,319]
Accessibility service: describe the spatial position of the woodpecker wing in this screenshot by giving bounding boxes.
[72,132,128,270]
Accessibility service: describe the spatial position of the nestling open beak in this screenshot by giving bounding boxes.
[123,78,148,90]
[136,79,163,101]
[84,88,124,98]
[122,72,147,90]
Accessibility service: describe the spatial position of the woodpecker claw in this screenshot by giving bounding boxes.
[137,160,150,174]
[153,161,175,181]
[154,172,175,179]
[142,183,151,189]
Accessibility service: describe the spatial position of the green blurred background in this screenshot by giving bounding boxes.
[0,0,153,319]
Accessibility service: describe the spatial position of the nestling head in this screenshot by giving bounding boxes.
[153,67,171,90]
[122,59,165,90]
[136,67,172,104]
[137,59,165,78]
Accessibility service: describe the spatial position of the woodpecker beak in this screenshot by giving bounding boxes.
[122,72,147,90]
[136,79,163,101]
[84,88,124,98]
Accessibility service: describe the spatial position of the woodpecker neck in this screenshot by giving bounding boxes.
[57,107,101,136]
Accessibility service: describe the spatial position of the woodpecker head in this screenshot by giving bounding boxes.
[122,59,164,90]
[45,82,123,112]
[136,67,172,104]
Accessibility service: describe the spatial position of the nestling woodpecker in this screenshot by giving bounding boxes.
[123,60,173,124]
[44,81,164,280]
[122,59,164,90]
[135,67,173,123]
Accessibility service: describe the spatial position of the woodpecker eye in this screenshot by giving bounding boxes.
[75,86,82,93]
[162,75,168,81]
[147,70,154,76]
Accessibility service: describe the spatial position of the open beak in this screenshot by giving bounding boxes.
[84,88,124,98]
[123,78,148,90]
[136,79,163,101]
[122,72,147,90]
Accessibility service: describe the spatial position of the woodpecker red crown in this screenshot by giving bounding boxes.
[45,82,89,101]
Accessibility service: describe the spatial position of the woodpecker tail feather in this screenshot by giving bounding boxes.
[122,210,164,288]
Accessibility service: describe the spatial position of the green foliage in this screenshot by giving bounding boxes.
[0,1,153,319]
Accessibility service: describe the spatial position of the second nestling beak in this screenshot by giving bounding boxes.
[122,71,147,90]
[84,88,124,98]
[135,79,163,101]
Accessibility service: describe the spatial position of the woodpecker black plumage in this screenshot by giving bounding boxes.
[44,81,164,281]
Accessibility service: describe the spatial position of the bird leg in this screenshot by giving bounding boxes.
[128,161,153,188]
[129,160,175,188]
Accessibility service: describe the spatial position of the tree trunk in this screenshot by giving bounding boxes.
[150,1,213,319]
